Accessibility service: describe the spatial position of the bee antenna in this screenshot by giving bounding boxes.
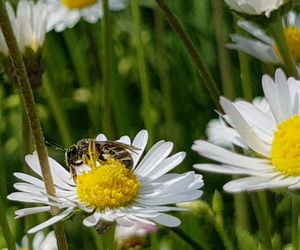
[45,141,66,152]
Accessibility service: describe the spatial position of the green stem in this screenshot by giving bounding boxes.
[214,214,234,250]
[131,0,154,145]
[101,0,113,137]
[0,2,68,250]
[155,0,222,111]
[43,74,72,146]
[169,227,207,250]
[232,149,249,232]
[0,191,16,250]
[250,192,273,250]
[234,192,249,231]
[292,195,300,250]
[100,225,115,250]
[211,0,234,99]
[238,53,252,101]
[269,13,299,79]
[234,16,252,101]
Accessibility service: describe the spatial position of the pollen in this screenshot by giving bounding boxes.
[76,159,140,210]
[271,115,300,176]
[61,0,97,9]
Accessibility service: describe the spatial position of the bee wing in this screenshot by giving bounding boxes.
[95,140,141,152]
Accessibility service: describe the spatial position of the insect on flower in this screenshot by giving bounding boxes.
[65,139,140,182]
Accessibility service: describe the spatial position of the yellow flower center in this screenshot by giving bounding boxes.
[274,27,300,63]
[271,115,300,176]
[61,0,97,9]
[76,159,140,210]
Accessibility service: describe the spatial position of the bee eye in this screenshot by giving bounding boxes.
[67,146,77,157]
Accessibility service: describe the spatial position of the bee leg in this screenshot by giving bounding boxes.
[88,142,98,169]
[70,167,77,183]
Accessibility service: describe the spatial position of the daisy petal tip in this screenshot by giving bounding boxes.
[7,193,16,201]
[179,151,186,160]
[192,164,202,171]
[223,183,245,193]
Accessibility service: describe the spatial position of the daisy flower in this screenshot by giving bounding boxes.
[0,0,48,55]
[192,68,300,193]
[8,130,203,234]
[45,0,127,32]
[224,0,286,17]
[228,12,300,67]
[3,231,57,250]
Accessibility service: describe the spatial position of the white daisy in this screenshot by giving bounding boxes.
[224,0,286,17]
[45,0,127,32]
[3,231,57,250]
[193,68,300,193]
[0,0,48,55]
[228,12,300,67]
[8,130,203,234]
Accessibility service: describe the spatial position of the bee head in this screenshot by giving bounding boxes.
[66,144,83,166]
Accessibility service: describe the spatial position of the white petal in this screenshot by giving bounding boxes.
[83,212,101,227]
[220,97,270,157]
[151,214,181,227]
[237,20,273,44]
[132,130,148,167]
[194,163,240,174]
[206,118,246,148]
[223,175,299,193]
[116,217,135,227]
[192,140,269,170]
[15,206,50,218]
[117,136,131,145]
[227,35,278,63]
[234,100,275,138]
[27,208,73,234]
[14,183,44,194]
[135,141,173,176]
[146,152,186,179]
[95,133,107,141]
[8,192,49,203]
[14,172,44,188]
[137,190,202,206]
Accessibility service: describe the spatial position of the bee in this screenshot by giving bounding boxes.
[65,139,140,182]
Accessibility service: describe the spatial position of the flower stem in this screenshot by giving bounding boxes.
[131,0,154,145]
[0,2,68,250]
[269,12,299,79]
[92,225,115,250]
[250,192,273,250]
[101,0,113,138]
[292,195,300,250]
[234,192,249,231]
[155,0,222,111]
[234,17,252,101]
[211,0,234,99]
